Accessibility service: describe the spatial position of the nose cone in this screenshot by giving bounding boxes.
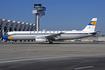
[2,35,9,40]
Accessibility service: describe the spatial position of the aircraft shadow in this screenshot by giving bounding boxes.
[3,42,104,44]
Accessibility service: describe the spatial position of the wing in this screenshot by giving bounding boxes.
[45,32,64,39]
[35,32,65,40]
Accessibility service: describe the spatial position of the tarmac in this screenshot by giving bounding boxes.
[0,42,105,70]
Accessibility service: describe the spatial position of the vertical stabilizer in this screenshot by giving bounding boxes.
[82,18,97,32]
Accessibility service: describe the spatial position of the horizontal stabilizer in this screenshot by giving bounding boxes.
[90,31,101,35]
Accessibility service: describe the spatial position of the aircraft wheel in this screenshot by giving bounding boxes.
[48,39,53,44]
[49,41,53,44]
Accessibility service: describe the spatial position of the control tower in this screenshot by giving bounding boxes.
[32,4,46,31]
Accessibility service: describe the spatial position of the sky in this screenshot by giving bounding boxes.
[0,0,105,33]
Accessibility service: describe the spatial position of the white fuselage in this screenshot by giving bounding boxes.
[7,30,93,40]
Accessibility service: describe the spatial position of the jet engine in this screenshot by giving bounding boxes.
[35,37,48,42]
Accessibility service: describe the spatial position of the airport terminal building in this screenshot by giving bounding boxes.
[0,18,35,41]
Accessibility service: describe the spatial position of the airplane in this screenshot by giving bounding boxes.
[2,18,100,44]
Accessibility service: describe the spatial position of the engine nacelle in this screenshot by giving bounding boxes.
[36,38,48,42]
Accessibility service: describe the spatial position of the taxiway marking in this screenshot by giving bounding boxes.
[0,56,75,64]
[75,66,94,70]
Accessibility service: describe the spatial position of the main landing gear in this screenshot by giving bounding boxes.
[48,39,53,44]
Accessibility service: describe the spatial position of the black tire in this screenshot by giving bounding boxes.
[49,41,53,44]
